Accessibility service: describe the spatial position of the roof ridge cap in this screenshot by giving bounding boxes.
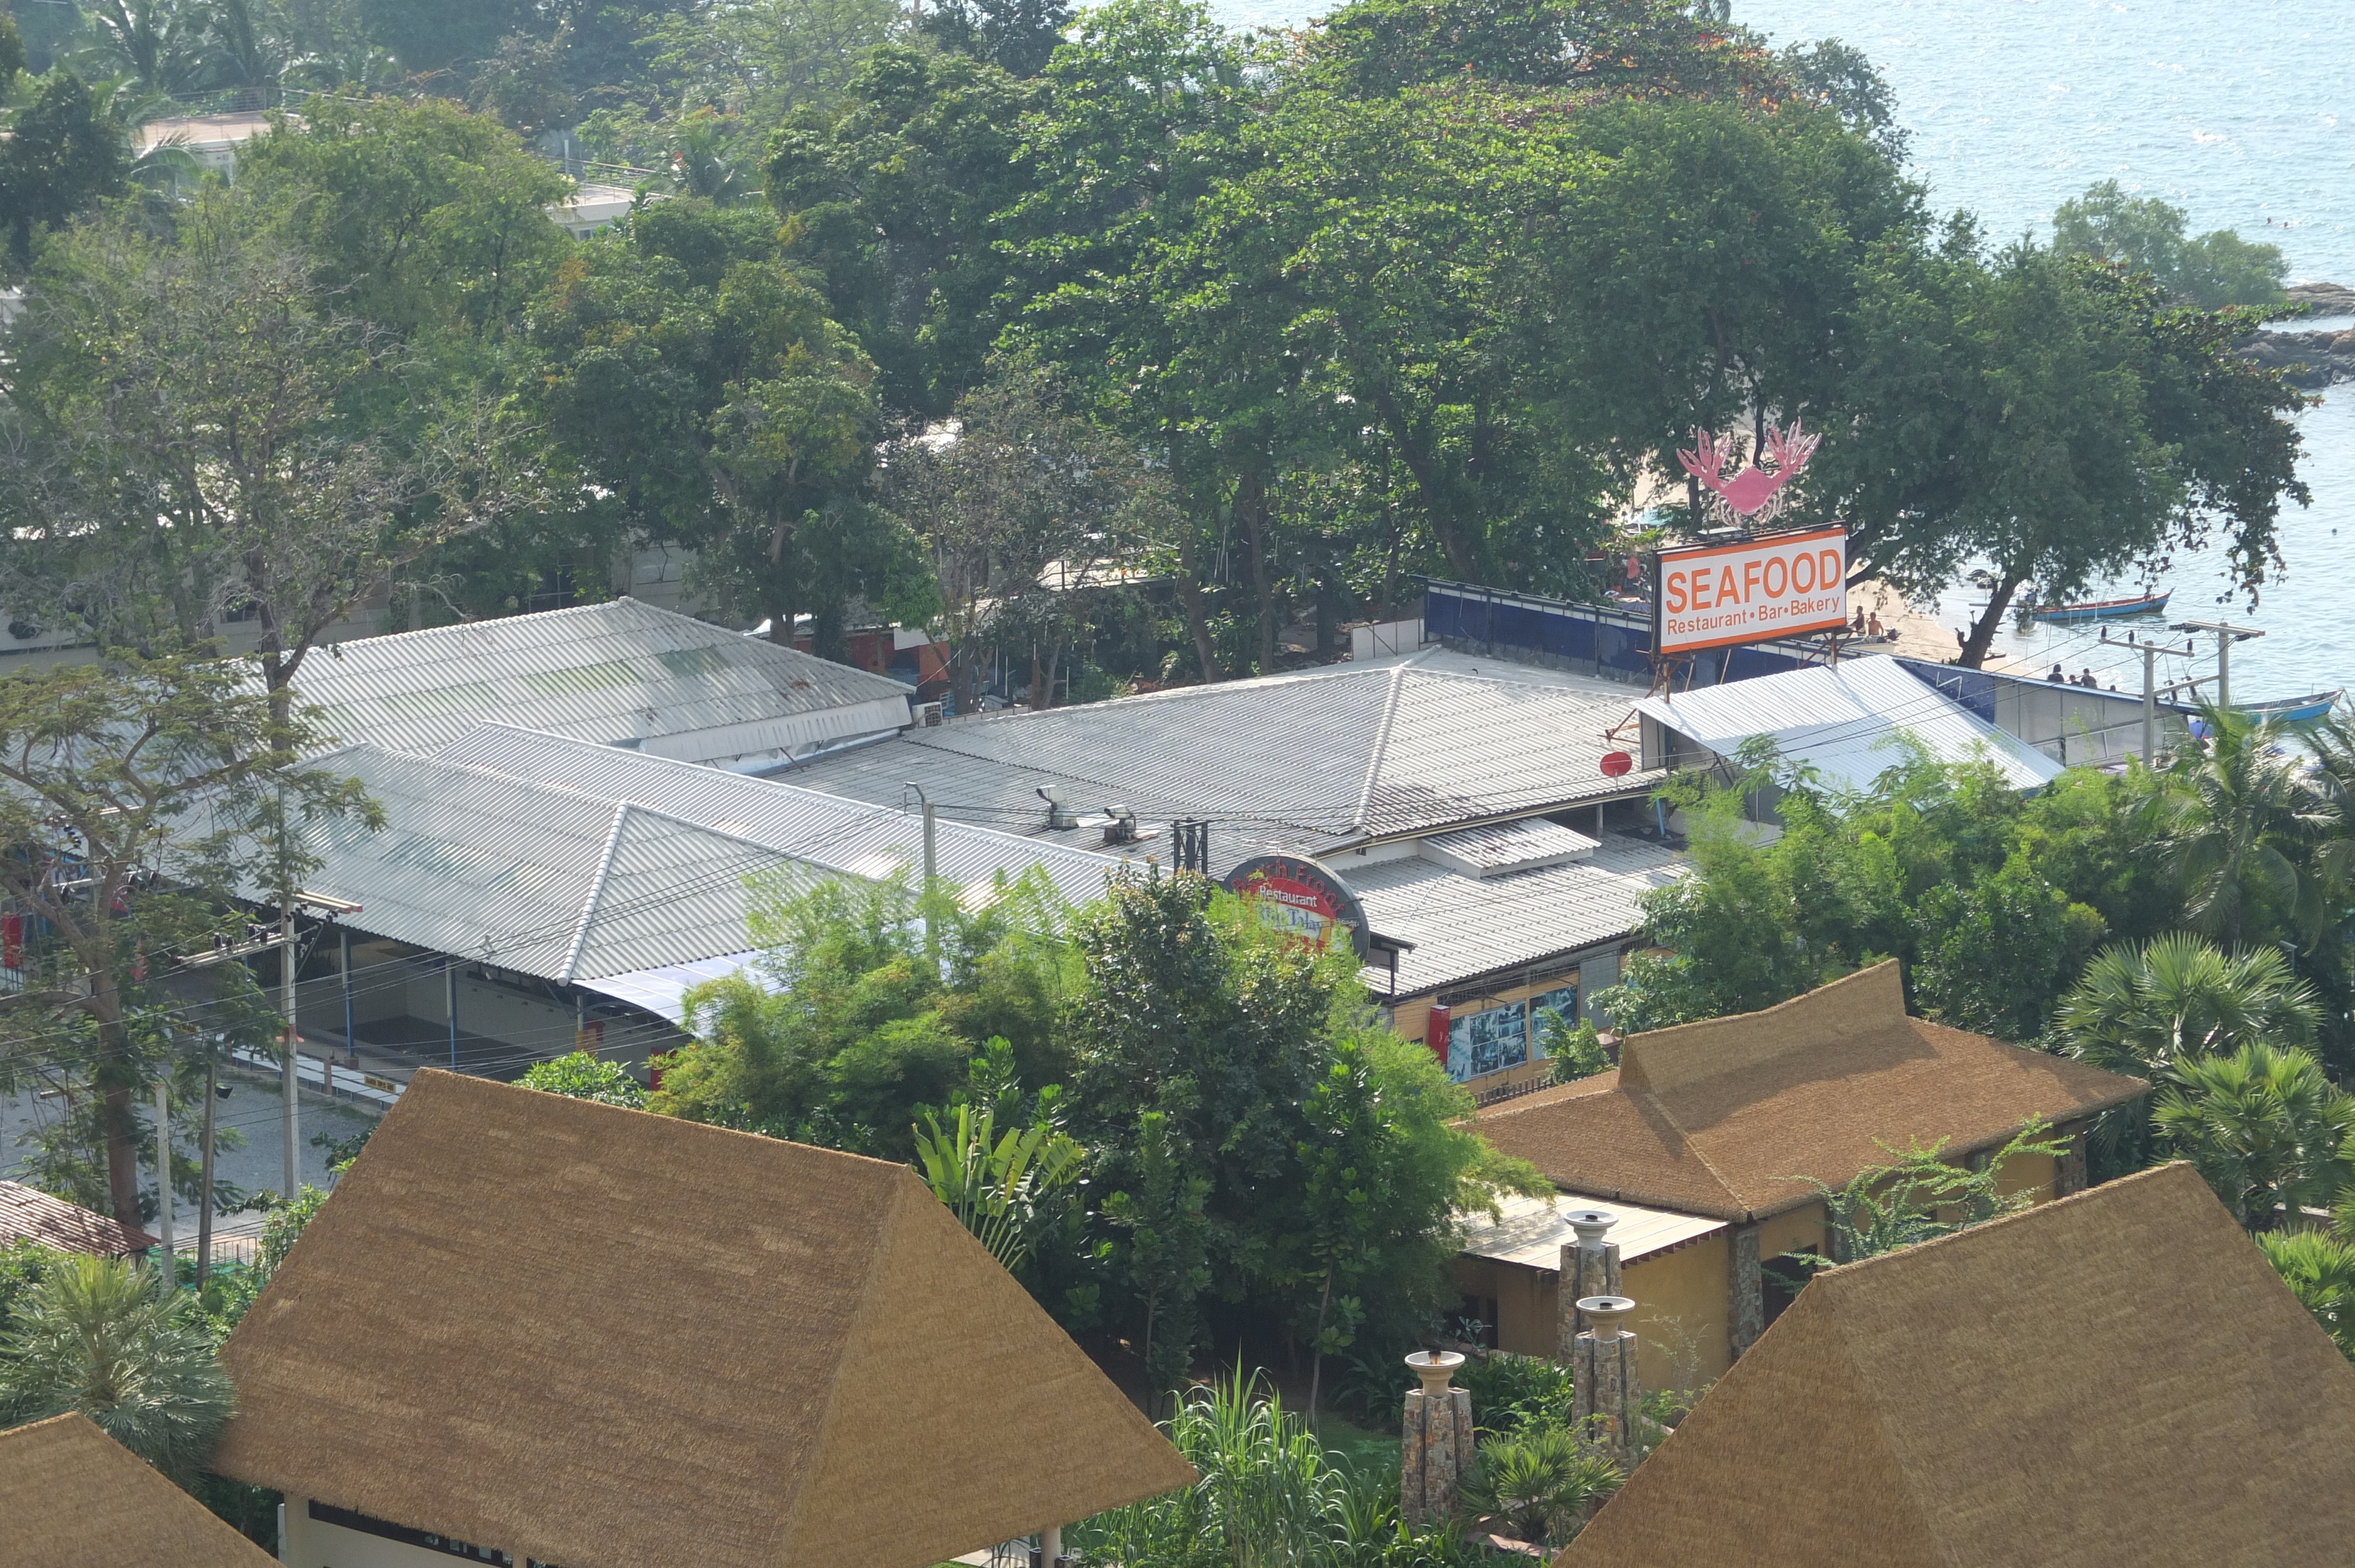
[1815,1161,2197,1285]
[1803,1290,1949,1556]
[1634,1089,1747,1216]
[767,1172,925,1559]
[329,597,640,654]
[1349,663,1409,835]
[558,803,632,982]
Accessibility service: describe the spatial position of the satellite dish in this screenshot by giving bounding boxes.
[1600,750,1634,778]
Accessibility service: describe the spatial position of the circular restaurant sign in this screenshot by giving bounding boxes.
[1220,855,1372,961]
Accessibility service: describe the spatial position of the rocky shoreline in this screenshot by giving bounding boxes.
[2237,282,2355,388]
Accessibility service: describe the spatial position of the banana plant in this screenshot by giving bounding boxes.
[912,1099,1084,1275]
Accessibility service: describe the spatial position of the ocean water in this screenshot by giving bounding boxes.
[1206,0,2355,702]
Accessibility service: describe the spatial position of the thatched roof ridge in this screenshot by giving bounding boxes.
[1477,962,2145,1221]
[1555,1163,2355,1566]
[0,1179,155,1255]
[213,1070,1192,1568]
[0,1413,275,1567]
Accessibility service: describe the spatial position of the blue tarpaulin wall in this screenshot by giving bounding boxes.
[1422,580,1832,687]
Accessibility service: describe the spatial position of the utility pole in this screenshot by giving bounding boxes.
[2101,630,2195,763]
[905,784,940,967]
[196,1052,217,1288]
[281,892,299,1203]
[2171,619,2265,711]
[152,1077,174,1295]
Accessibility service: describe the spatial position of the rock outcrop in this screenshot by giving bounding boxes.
[2238,327,2355,387]
[2238,283,2355,387]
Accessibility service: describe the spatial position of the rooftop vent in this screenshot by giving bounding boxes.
[1419,819,1598,879]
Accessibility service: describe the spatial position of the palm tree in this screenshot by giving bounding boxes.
[76,0,217,98]
[1461,1426,1622,1547]
[2055,934,2317,1079]
[2154,1042,2355,1232]
[2150,702,2332,948]
[2257,1228,2355,1361]
[0,1254,234,1487]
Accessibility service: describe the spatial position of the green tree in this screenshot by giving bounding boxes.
[1065,867,1538,1392]
[1796,1121,2065,1263]
[515,1050,648,1107]
[2150,703,2334,949]
[0,1253,235,1488]
[655,871,1070,1158]
[0,69,128,265]
[233,97,570,342]
[528,198,932,652]
[2055,934,2317,1081]
[1599,746,2123,1039]
[911,1071,1086,1275]
[642,0,901,129]
[2052,179,2287,309]
[765,42,1041,414]
[1001,0,1270,681]
[357,0,528,72]
[0,648,372,1226]
[1823,244,2307,669]
[888,357,1171,710]
[1101,1108,1211,1404]
[1462,1426,1621,1548]
[2257,1227,2355,1361]
[0,187,542,705]
[75,0,213,95]
[2155,1043,2355,1232]
[918,0,1072,76]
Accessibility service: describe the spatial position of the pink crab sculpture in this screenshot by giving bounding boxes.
[1677,420,1820,522]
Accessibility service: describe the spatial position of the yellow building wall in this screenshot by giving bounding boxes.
[1994,1148,2059,1204]
[1387,955,1617,1087]
[1623,1232,1733,1391]
[1757,1202,1826,1264]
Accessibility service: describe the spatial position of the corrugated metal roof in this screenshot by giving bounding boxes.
[1344,836,1683,997]
[290,599,913,765]
[1421,819,1598,878]
[1634,655,2064,794]
[786,656,1664,856]
[293,747,804,982]
[432,725,1119,911]
[1457,1191,1729,1269]
[291,732,1133,985]
[573,950,761,1025]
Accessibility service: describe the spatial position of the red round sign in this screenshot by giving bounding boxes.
[1220,855,1371,961]
[1600,750,1634,779]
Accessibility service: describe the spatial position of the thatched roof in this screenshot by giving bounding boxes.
[0,1179,154,1256]
[0,1413,275,1567]
[1478,963,2145,1221]
[1555,1163,2355,1566]
[213,1071,1192,1568]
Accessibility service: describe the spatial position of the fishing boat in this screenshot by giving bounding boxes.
[2030,588,2172,623]
[2240,689,2343,724]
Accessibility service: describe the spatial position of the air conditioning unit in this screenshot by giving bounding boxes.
[913,701,944,727]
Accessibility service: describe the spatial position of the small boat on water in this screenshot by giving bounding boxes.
[2031,589,2172,623]
[2240,689,2343,724]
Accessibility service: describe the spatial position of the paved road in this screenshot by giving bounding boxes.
[1,1062,381,1226]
